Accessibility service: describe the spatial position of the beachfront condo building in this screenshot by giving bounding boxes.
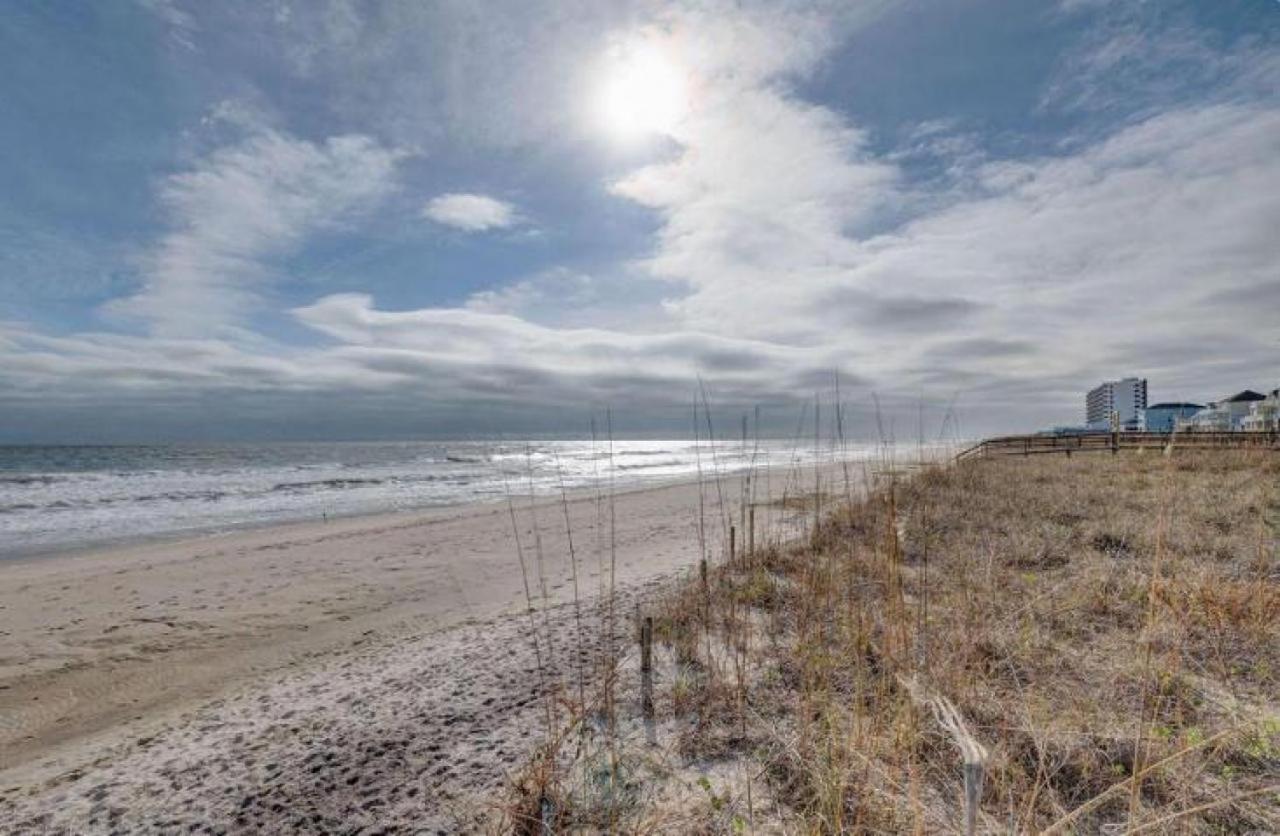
[1179,390,1269,431]
[1086,377,1147,431]
[1241,389,1280,432]
[1144,402,1204,433]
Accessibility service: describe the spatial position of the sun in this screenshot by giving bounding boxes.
[596,36,689,141]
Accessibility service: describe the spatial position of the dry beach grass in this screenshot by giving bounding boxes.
[509,448,1280,833]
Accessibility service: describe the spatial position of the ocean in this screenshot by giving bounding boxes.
[0,439,916,559]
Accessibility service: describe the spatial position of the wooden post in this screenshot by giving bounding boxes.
[748,507,755,557]
[640,615,655,745]
[539,792,554,835]
[729,525,736,564]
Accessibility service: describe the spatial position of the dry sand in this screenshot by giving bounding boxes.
[0,460,859,832]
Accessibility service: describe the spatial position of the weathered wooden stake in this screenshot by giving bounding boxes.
[640,615,655,745]
[748,507,755,557]
[539,791,554,835]
[729,525,736,564]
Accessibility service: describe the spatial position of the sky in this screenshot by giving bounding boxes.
[1,0,1277,442]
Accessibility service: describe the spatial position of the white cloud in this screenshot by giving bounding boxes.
[462,267,675,332]
[136,0,199,50]
[612,90,1280,404]
[1041,2,1280,118]
[5,1,1279,439]
[611,83,896,340]
[8,84,1276,433]
[291,292,839,401]
[0,292,843,415]
[109,126,404,336]
[422,193,519,232]
[248,0,897,153]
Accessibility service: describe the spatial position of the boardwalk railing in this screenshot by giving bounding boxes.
[955,431,1280,463]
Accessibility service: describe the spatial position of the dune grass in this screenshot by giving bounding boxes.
[498,447,1279,833]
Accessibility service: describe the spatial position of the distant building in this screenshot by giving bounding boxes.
[1180,403,1226,432]
[1241,389,1280,432]
[1222,390,1268,430]
[1086,378,1147,431]
[1181,390,1267,431]
[1144,402,1203,433]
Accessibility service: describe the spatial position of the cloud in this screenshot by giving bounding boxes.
[461,267,676,332]
[256,0,894,152]
[108,124,404,337]
[611,88,897,341]
[1202,279,1280,317]
[465,268,597,317]
[4,0,1279,441]
[598,10,1280,414]
[1041,2,1280,119]
[136,0,199,50]
[0,325,312,395]
[422,193,519,232]
[291,292,849,403]
[815,289,983,335]
[0,286,848,416]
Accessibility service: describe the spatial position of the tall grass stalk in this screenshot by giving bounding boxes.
[552,451,587,713]
[501,463,553,735]
[604,407,620,828]
[524,446,557,687]
[1128,435,1178,825]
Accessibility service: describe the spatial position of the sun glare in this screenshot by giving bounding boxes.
[597,37,688,140]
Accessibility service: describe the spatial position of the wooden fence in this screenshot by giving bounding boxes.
[955,431,1280,463]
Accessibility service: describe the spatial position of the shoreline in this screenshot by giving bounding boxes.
[0,437,933,564]
[0,460,855,789]
[0,457,835,566]
[0,457,840,565]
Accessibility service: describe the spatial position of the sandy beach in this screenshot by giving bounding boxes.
[0,461,855,832]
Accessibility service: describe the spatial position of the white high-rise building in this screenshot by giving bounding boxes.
[1086,378,1148,431]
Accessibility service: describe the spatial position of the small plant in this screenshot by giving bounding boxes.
[696,775,730,812]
